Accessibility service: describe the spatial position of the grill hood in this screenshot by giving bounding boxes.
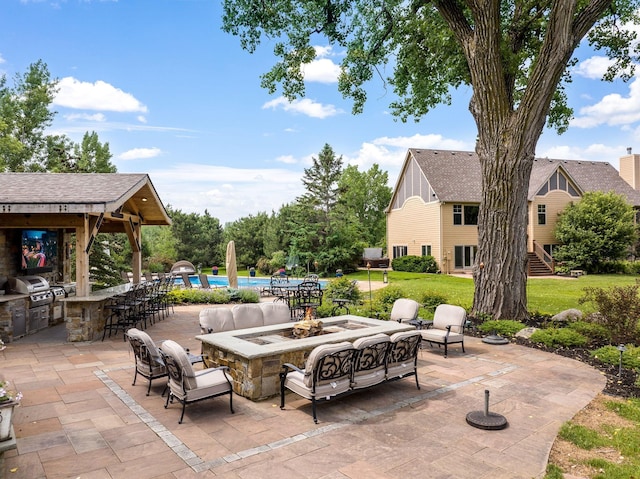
[9,275,50,295]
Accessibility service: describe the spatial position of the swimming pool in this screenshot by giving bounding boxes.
[174,275,327,288]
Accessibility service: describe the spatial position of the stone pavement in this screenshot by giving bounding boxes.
[0,303,605,479]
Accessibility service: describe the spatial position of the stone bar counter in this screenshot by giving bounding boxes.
[197,315,414,401]
[61,283,132,342]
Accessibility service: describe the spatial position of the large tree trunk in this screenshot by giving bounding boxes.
[472,140,532,320]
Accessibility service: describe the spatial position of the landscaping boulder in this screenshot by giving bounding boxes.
[551,308,583,323]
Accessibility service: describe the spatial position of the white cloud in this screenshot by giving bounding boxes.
[64,112,106,122]
[574,56,614,79]
[53,77,148,112]
[302,58,341,83]
[118,147,162,160]
[137,115,147,123]
[275,155,298,164]
[0,54,5,64]
[262,96,342,118]
[571,78,640,128]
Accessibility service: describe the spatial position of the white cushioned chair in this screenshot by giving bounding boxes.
[390,298,420,323]
[351,333,390,390]
[160,339,234,423]
[126,328,167,396]
[420,304,467,357]
[280,341,356,424]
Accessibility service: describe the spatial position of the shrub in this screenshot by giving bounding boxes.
[579,284,640,344]
[420,290,448,312]
[167,288,259,305]
[530,328,588,348]
[371,285,406,319]
[478,320,526,338]
[391,255,438,273]
[567,321,611,342]
[590,345,640,369]
[324,277,362,304]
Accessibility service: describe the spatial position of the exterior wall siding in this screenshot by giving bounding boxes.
[440,203,479,273]
[529,191,575,250]
[387,197,441,265]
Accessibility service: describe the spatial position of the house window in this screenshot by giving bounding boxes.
[464,205,479,225]
[538,204,546,225]
[453,204,478,225]
[536,170,579,197]
[392,245,408,259]
[454,245,477,269]
[453,205,462,225]
[421,245,432,256]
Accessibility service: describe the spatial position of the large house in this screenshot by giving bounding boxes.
[386,149,640,275]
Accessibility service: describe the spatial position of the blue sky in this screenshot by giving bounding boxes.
[3,1,640,223]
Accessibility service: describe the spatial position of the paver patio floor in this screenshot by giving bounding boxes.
[1,303,604,478]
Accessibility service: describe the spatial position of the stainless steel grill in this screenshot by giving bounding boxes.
[8,275,54,307]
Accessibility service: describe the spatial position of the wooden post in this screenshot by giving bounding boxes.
[75,214,90,297]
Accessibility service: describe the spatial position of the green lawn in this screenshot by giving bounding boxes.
[357,271,640,317]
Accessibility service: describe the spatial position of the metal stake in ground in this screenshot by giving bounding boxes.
[466,389,508,430]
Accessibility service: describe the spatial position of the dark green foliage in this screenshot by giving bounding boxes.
[530,328,588,348]
[224,213,269,269]
[324,277,362,304]
[478,320,526,338]
[419,290,448,311]
[168,207,223,268]
[590,345,640,369]
[580,284,640,344]
[567,321,611,342]
[391,255,438,273]
[554,191,637,272]
[371,285,407,319]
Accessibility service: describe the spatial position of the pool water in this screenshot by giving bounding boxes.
[175,275,327,288]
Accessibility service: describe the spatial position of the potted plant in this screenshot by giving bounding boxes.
[249,267,256,277]
[0,376,22,442]
[212,266,219,275]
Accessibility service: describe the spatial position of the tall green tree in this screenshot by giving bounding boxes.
[0,60,58,172]
[554,191,636,272]
[224,212,269,269]
[222,0,640,320]
[169,207,223,268]
[338,164,391,247]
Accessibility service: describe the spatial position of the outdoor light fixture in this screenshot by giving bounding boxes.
[383,270,388,284]
[617,344,627,377]
[367,262,372,316]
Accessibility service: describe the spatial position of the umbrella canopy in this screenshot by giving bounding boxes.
[226,241,238,289]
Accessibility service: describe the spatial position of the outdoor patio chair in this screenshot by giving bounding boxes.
[389,298,420,323]
[420,304,467,357]
[331,279,359,315]
[351,333,390,390]
[386,330,421,389]
[199,273,212,290]
[160,339,234,424]
[180,272,193,289]
[280,341,356,424]
[126,328,168,395]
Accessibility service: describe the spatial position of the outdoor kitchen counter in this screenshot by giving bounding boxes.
[60,283,133,341]
[0,293,29,303]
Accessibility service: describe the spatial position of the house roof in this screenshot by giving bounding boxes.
[0,173,171,225]
[407,149,640,206]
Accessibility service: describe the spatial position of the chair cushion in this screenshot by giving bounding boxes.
[231,304,264,329]
[421,329,464,344]
[199,308,235,333]
[387,331,421,379]
[303,341,354,389]
[389,298,420,323]
[127,327,162,359]
[260,302,291,325]
[178,368,231,402]
[161,339,197,390]
[352,333,390,389]
[432,304,467,333]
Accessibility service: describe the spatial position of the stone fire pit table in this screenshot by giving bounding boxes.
[197,315,414,400]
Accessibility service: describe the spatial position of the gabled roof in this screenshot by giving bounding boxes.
[0,173,171,225]
[404,149,640,207]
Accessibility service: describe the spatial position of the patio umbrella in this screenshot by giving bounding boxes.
[226,241,238,289]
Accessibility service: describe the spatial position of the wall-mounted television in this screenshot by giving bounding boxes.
[21,229,57,274]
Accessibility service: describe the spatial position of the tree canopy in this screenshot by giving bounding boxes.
[222,0,640,320]
[554,191,637,272]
